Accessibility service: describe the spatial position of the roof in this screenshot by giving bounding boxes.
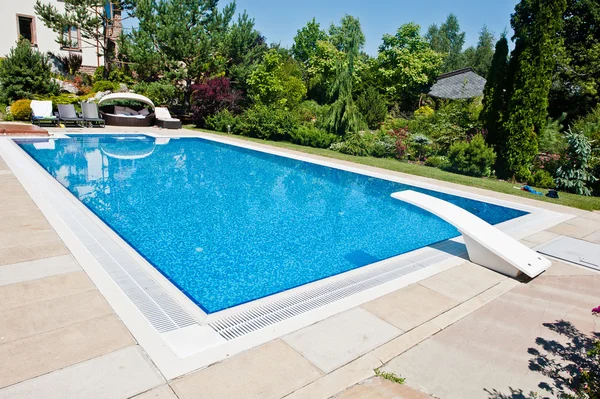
[428,67,486,99]
[97,93,155,109]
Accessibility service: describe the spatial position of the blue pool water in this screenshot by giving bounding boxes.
[17,135,527,313]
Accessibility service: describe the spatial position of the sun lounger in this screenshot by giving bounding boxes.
[30,100,59,127]
[57,104,84,127]
[81,102,105,128]
[155,107,182,129]
[391,190,551,278]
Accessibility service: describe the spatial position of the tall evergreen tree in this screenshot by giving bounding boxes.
[480,34,509,151]
[501,0,567,180]
[291,18,327,66]
[426,14,465,73]
[463,26,495,76]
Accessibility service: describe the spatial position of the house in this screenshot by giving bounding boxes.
[0,0,121,73]
[428,67,487,99]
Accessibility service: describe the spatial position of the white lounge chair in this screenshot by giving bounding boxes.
[391,190,551,278]
[154,107,182,129]
[30,100,58,127]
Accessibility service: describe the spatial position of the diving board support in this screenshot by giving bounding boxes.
[391,190,551,278]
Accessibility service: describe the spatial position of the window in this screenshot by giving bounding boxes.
[61,26,81,50]
[16,15,36,44]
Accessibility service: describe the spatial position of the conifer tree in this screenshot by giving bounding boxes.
[501,0,567,180]
[480,35,509,152]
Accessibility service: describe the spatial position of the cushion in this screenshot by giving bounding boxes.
[124,107,139,116]
[138,108,150,116]
[114,105,128,115]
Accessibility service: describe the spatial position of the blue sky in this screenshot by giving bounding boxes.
[225,0,519,55]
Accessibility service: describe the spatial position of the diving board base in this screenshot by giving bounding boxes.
[463,235,522,278]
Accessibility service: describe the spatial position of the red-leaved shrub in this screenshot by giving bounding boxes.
[191,78,242,127]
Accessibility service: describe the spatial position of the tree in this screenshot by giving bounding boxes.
[502,0,568,180]
[375,23,444,110]
[247,49,307,108]
[306,40,345,104]
[480,34,509,152]
[463,26,495,76]
[291,18,327,65]
[325,16,365,135]
[329,15,366,53]
[555,129,598,195]
[356,86,388,129]
[549,0,600,123]
[122,0,235,104]
[34,0,118,78]
[426,14,466,73]
[191,77,241,126]
[0,39,58,103]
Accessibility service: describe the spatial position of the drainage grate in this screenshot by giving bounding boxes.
[210,243,465,340]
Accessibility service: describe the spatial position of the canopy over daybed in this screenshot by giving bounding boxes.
[98,93,156,127]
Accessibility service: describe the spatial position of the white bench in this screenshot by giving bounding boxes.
[391,190,551,278]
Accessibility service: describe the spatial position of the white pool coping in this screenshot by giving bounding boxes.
[0,133,574,379]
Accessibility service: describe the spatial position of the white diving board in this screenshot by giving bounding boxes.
[391,190,551,278]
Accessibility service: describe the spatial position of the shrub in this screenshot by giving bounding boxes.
[336,132,372,156]
[93,65,135,84]
[425,155,450,169]
[539,115,567,154]
[92,80,118,92]
[0,39,58,103]
[56,53,82,75]
[529,169,556,189]
[572,104,600,145]
[414,105,434,117]
[289,125,338,148]
[388,127,410,159]
[356,86,388,129]
[133,81,181,106]
[33,93,95,112]
[446,134,496,177]
[10,99,32,121]
[205,110,237,133]
[411,134,432,162]
[234,104,299,140]
[191,77,241,127]
[370,135,397,158]
[555,129,598,196]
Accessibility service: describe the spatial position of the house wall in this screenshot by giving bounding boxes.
[0,0,103,71]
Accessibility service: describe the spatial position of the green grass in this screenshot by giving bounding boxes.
[183,126,600,211]
[374,368,406,385]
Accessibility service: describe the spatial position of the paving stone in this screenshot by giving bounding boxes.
[0,240,70,266]
[361,284,458,331]
[0,290,113,344]
[524,230,559,245]
[418,262,506,302]
[543,260,599,276]
[133,385,179,399]
[382,275,600,399]
[285,353,381,399]
[0,314,136,388]
[335,377,434,399]
[0,229,63,249]
[548,221,599,239]
[581,212,600,222]
[583,230,600,244]
[0,346,163,399]
[0,255,81,287]
[0,272,95,310]
[283,308,401,373]
[171,340,322,399]
[0,211,52,233]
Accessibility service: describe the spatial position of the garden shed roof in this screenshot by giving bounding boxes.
[428,67,486,99]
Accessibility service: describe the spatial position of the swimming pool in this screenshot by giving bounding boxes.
[18,135,527,313]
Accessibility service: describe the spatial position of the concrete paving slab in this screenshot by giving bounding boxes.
[0,314,135,388]
[0,211,52,233]
[133,385,179,399]
[543,260,600,276]
[361,284,458,331]
[583,229,600,244]
[285,353,382,399]
[547,221,599,239]
[283,308,401,373]
[0,272,95,310]
[0,240,70,266]
[418,262,506,302]
[562,216,600,230]
[523,230,559,245]
[171,340,322,399]
[0,229,63,249]
[0,290,114,344]
[382,275,600,399]
[335,376,433,399]
[0,255,81,287]
[581,212,600,222]
[0,346,163,399]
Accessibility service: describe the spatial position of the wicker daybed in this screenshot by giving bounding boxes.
[98,93,156,127]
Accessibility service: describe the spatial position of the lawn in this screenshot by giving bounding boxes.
[184,126,600,211]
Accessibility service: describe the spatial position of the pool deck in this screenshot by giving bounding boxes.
[1,126,599,399]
